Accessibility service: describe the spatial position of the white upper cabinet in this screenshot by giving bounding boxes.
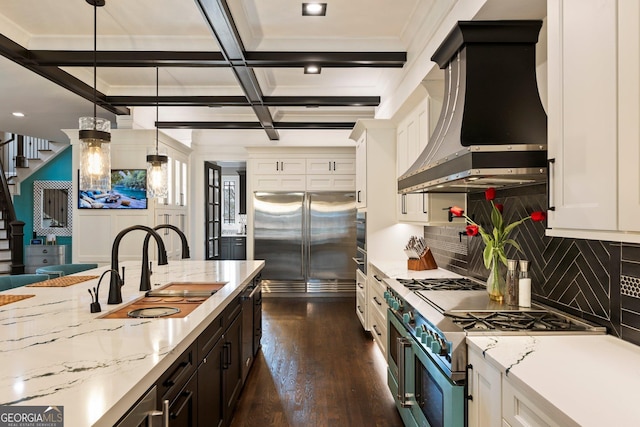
[547,0,640,241]
[306,157,356,175]
[248,148,355,192]
[252,158,306,175]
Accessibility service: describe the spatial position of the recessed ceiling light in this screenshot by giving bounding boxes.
[302,3,327,16]
[12,112,25,117]
[304,65,321,74]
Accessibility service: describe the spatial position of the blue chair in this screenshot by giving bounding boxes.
[0,274,49,292]
[35,263,98,279]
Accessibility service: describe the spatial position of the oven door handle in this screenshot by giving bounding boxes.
[397,337,413,408]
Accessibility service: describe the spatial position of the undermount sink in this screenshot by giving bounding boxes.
[99,281,228,319]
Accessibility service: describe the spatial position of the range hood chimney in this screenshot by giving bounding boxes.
[398,20,547,194]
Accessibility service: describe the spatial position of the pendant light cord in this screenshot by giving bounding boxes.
[156,66,159,155]
[93,2,97,122]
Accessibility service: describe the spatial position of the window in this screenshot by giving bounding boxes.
[222,175,240,224]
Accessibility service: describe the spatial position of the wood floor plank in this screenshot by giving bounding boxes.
[230,296,403,427]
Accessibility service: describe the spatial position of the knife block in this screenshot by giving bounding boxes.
[407,248,438,271]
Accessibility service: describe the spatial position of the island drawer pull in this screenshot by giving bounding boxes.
[164,360,190,388]
[170,390,194,420]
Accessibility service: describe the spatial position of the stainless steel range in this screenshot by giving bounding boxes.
[384,280,606,427]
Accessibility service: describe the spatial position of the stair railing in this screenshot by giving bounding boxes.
[0,152,24,274]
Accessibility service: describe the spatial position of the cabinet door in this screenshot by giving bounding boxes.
[502,379,566,427]
[355,134,367,208]
[467,347,502,427]
[230,237,246,260]
[355,269,367,330]
[253,158,306,174]
[252,174,306,191]
[618,0,640,232]
[198,338,224,427]
[219,237,232,260]
[306,174,356,191]
[547,0,617,231]
[223,314,243,426]
[169,373,197,427]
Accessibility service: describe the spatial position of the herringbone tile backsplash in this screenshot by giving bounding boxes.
[425,184,640,345]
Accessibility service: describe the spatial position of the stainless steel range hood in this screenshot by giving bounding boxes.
[398,21,547,194]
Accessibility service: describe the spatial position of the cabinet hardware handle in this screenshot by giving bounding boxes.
[357,190,361,203]
[467,364,474,401]
[397,337,412,408]
[170,389,193,419]
[280,161,284,171]
[401,194,407,214]
[329,161,332,171]
[373,275,383,282]
[357,282,364,289]
[164,361,189,387]
[373,296,382,306]
[547,158,556,211]
[372,324,382,337]
[276,161,279,171]
[422,193,427,214]
[333,161,336,171]
[357,305,364,314]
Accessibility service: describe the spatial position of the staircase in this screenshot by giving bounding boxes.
[0,132,66,275]
[1,134,68,196]
[0,211,11,274]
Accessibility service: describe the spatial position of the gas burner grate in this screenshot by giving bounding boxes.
[444,311,589,332]
[397,278,486,291]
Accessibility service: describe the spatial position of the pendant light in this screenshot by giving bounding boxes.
[79,0,111,193]
[146,66,168,198]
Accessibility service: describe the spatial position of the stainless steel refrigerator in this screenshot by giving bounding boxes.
[253,191,356,293]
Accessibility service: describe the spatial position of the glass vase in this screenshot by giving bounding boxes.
[486,254,505,302]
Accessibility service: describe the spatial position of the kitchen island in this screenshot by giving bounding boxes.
[0,260,264,427]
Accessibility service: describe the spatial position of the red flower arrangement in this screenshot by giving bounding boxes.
[449,188,546,269]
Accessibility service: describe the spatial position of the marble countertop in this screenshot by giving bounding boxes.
[467,335,640,426]
[370,260,462,280]
[0,260,264,427]
[373,260,640,425]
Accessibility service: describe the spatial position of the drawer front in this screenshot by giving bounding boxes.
[155,344,196,405]
[368,273,387,321]
[369,306,387,358]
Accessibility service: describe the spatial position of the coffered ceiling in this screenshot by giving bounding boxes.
[0,0,546,145]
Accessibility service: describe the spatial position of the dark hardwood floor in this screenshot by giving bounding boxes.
[230,296,403,427]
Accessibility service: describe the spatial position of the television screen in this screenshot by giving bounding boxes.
[78,169,148,209]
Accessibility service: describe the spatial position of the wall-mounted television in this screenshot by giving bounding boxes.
[78,169,148,209]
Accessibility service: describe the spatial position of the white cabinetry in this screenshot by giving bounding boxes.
[367,263,388,359]
[467,345,502,427]
[547,0,640,241]
[306,158,355,175]
[355,134,367,208]
[396,95,465,224]
[467,342,577,427]
[502,379,566,427]
[252,158,306,175]
[355,269,367,330]
[249,149,355,192]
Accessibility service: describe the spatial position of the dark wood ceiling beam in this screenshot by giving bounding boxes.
[29,50,228,67]
[156,121,355,130]
[0,35,129,115]
[242,51,406,68]
[106,95,249,107]
[106,95,380,107]
[28,50,406,68]
[194,0,278,140]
